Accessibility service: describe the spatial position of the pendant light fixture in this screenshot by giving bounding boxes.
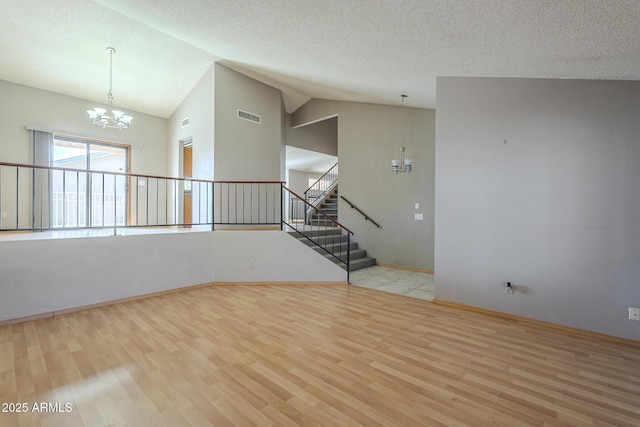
[391,94,413,173]
[87,47,133,129]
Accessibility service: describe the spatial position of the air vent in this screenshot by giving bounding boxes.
[237,109,261,124]
[181,117,189,128]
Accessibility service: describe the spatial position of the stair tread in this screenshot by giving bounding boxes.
[290,185,377,273]
[324,248,367,260]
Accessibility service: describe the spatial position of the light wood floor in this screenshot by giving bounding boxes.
[1,284,639,426]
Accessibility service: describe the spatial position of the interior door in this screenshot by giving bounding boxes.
[183,144,192,226]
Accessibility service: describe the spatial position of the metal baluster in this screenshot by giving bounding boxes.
[146,177,149,226]
[102,173,105,227]
[62,171,66,228]
[346,232,351,283]
[0,165,3,229]
[113,172,117,235]
[156,178,159,226]
[75,171,79,228]
[31,167,35,230]
[87,172,92,228]
[15,167,19,229]
[280,183,283,230]
[213,182,217,225]
[136,176,139,226]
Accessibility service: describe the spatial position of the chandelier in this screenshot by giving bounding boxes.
[391,95,413,173]
[87,47,133,129]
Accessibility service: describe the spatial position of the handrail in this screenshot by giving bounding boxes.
[0,161,216,183]
[0,162,287,185]
[283,185,352,280]
[284,185,353,235]
[340,196,381,228]
[304,161,338,197]
[214,180,285,184]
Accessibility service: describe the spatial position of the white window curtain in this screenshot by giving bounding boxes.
[32,130,53,229]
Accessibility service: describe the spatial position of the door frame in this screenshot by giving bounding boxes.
[180,138,193,226]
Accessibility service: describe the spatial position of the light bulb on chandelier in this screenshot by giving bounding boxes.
[87,47,133,129]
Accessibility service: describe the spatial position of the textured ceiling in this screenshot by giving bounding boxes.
[1,1,639,118]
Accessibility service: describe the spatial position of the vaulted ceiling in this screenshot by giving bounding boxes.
[2,1,639,118]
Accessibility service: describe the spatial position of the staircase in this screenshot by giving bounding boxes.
[290,229,376,272]
[308,188,338,226]
[289,162,376,273]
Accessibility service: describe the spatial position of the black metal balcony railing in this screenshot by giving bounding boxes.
[0,162,288,232]
[0,162,351,275]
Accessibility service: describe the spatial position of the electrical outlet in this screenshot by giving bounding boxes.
[504,282,514,295]
[249,260,255,269]
[1,211,6,219]
[629,307,640,321]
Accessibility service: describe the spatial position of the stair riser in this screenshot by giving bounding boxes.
[324,249,367,260]
[297,186,378,275]
[291,230,343,238]
[309,242,358,252]
[300,236,350,245]
[345,257,376,271]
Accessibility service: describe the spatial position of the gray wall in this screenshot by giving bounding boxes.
[214,64,283,181]
[435,77,640,341]
[0,79,168,176]
[286,116,338,156]
[292,99,435,270]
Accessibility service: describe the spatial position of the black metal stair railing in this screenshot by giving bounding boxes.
[283,185,353,281]
[304,162,338,206]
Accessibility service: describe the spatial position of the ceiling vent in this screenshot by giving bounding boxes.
[181,117,189,128]
[237,109,261,124]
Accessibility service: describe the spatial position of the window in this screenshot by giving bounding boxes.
[52,136,130,228]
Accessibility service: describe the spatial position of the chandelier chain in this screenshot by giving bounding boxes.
[107,47,114,104]
[401,94,406,147]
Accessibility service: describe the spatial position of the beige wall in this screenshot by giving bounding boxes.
[292,99,435,270]
[0,230,345,323]
[0,79,168,176]
[168,66,215,180]
[288,170,322,196]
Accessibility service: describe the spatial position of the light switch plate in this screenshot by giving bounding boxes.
[414,213,423,221]
[415,203,420,209]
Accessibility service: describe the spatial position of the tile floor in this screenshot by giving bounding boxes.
[349,265,435,301]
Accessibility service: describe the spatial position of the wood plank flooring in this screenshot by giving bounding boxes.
[1,284,639,426]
